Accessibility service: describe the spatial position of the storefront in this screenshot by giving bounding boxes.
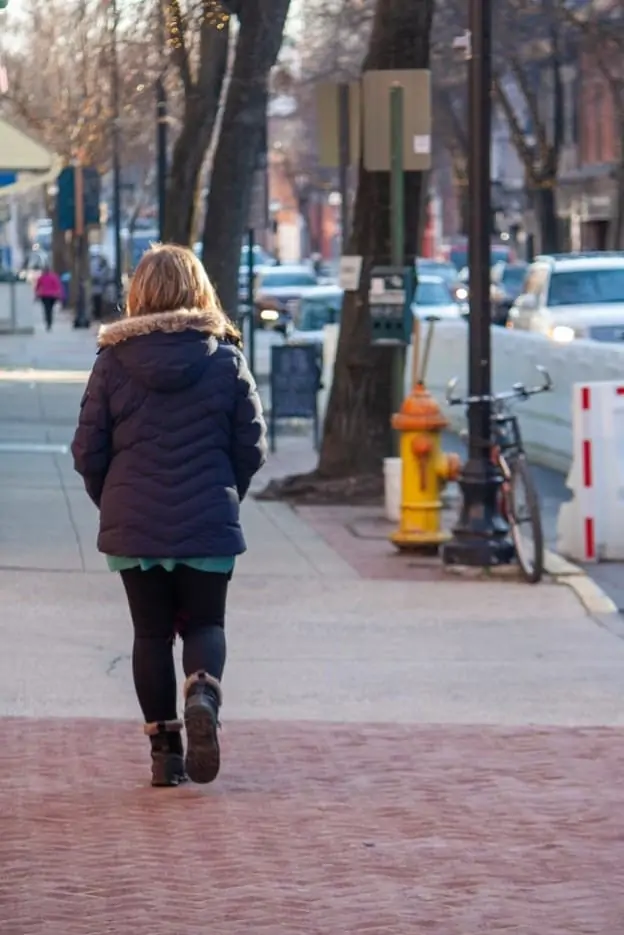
[0,118,60,270]
[556,166,617,251]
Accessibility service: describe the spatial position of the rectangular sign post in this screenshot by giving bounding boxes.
[362,70,431,173]
[390,84,405,456]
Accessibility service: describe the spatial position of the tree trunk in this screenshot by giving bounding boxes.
[534,184,560,254]
[317,0,435,479]
[200,0,291,317]
[162,23,230,246]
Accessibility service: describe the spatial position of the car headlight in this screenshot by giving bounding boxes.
[549,325,576,343]
[455,287,468,301]
[260,308,280,322]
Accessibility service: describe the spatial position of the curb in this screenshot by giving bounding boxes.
[544,549,618,616]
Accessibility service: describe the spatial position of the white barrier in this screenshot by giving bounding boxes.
[0,281,36,334]
[558,381,624,561]
[322,320,624,475]
[384,457,402,522]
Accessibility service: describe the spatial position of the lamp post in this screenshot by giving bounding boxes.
[156,0,167,241]
[442,0,513,569]
[111,0,123,305]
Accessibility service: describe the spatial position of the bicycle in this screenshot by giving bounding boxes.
[445,366,553,584]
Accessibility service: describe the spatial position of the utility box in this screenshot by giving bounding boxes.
[368,266,415,345]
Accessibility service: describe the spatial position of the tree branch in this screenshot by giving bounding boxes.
[167,0,193,95]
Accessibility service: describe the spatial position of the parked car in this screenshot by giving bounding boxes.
[417,258,466,304]
[490,261,528,325]
[410,275,464,320]
[287,285,343,345]
[254,265,319,332]
[507,252,624,343]
[445,238,516,272]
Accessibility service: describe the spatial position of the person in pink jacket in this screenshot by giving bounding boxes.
[35,265,64,331]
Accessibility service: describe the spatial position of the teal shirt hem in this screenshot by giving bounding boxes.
[106,556,236,574]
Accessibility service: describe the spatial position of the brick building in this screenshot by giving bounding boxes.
[557,47,622,250]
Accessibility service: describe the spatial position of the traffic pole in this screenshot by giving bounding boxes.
[246,228,256,377]
[111,0,123,307]
[390,83,405,457]
[442,0,513,568]
[337,82,350,250]
[156,0,167,241]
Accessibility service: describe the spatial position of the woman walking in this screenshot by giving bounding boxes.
[71,244,267,787]
[35,264,64,331]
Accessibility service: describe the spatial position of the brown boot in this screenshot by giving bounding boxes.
[144,719,187,787]
[183,672,222,784]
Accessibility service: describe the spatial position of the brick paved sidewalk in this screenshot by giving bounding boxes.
[2,335,624,934]
[2,718,623,935]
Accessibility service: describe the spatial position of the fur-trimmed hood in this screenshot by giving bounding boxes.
[98,307,234,349]
[97,306,242,394]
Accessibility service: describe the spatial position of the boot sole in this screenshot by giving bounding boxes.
[184,702,220,784]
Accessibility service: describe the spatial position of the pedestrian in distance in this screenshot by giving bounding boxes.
[71,243,267,788]
[35,264,64,331]
[90,252,109,322]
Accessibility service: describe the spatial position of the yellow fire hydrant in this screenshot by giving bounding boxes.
[390,382,461,551]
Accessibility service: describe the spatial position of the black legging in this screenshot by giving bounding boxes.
[41,297,56,330]
[120,565,229,724]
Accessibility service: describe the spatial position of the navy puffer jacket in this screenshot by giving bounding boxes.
[71,307,267,558]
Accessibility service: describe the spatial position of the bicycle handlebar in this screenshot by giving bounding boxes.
[445,365,553,407]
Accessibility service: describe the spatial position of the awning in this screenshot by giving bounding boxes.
[0,117,61,196]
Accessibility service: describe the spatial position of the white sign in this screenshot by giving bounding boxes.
[339,255,363,291]
[413,134,431,155]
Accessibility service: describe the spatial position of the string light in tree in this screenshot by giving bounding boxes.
[165,0,231,49]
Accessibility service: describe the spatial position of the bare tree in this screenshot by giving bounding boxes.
[200,0,292,315]
[1,0,158,270]
[2,0,114,167]
[261,0,435,500]
[162,0,231,244]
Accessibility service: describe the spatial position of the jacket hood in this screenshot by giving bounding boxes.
[97,307,238,393]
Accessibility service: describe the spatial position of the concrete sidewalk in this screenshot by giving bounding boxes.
[1,320,624,934]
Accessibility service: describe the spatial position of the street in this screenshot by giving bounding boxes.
[0,318,623,933]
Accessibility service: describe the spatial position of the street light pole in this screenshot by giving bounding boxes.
[442,0,513,568]
[111,0,123,306]
[156,0,167,241]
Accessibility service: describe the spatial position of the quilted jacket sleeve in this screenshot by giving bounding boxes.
[232,350,268,501]
[71,352,113,508]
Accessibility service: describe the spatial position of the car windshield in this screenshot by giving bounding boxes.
[299,297,342,331]
[417,262,457,284]
[260,270,317,289]
[548,268,624,306]
[241,245,272,266]
[501,266,527,289]
[415,281,452,305]
[450,246,510,271]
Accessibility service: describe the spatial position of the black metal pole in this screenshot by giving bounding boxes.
[338,83,350,251]
[442,0,513,568]
[156,0,167,241]
[111,0,123,306]
[246,227,256,377]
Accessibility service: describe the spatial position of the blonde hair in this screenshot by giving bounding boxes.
[126,243,241,345]
[127,243,218,316]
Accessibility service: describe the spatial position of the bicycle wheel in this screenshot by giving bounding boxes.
[500,454,544,584]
